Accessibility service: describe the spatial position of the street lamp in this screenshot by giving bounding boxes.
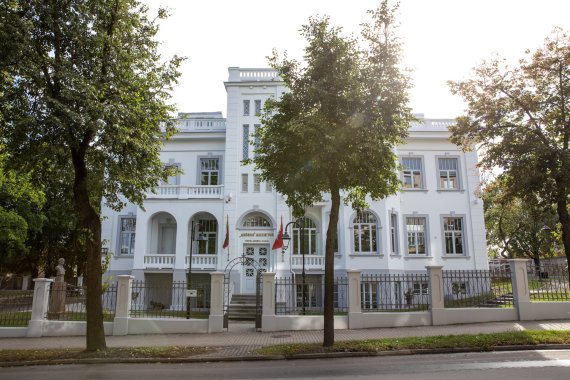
[187,221,208,319]
[281,220,307,315]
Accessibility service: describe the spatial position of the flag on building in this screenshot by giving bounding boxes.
[272,216,283,250]
[222,215,229,249]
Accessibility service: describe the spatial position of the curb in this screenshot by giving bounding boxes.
[0,344,568,367]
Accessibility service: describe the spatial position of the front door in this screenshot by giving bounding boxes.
[241,244,269,294]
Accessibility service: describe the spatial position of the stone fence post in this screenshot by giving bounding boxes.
[262,272,276,331]
[427,266,444,325]
[347,270,362,329]
[113,275,133,336]
[208,272,224,333]
[27,278,53,337]
[509,259,531,320]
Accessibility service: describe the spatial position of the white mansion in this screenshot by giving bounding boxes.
[101,67,488,294]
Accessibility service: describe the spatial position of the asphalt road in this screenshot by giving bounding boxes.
[1,349,570,379]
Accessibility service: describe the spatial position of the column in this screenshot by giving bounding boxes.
[113,275,133,335]
[509,259,531,320]
[208,272,225,333]
[27,278,53,337]
[427,266,444,325]
[347,270,363,329]
[261,272,276,331]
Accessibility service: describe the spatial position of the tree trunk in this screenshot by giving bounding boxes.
[555,185,570,286]
[71,149,106,351]
[323,179,340,347]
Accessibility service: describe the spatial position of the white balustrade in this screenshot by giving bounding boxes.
[147,185,223,200]
[144,255,176,268]
[186,255,217,268]
[291,255,325,269]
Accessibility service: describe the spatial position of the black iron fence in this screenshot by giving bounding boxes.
[275,276,348,315]
[360,273,430,312]
[442,270,513,308]
[130,280,210,319]
[44,282,117,321]
[526,260,569,301]
[0,290,34,327]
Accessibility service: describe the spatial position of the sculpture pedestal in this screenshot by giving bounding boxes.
[47,281,67,319]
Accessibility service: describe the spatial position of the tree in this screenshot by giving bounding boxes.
[483,175,560,269]
[0,0,182,350]
[448,29,570,280]
[250,1,412,346]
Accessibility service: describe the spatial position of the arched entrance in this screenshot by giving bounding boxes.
[223,255,264,330]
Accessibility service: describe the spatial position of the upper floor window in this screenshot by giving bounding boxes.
[197,218,217,255]
[353,211,377,253]
[390,213,399,254]
[254,100,261,115]
[402,157,423,189]
[438,158,459,189]
[406,217,427,255]
[254,124,260,158]
[200,158,219,185]
[242,125,250,160]
[241,173,248,192]
[162,164,179,185]
[443,217,464,255]
[119,217,136,255]
[293,217,317,255]
[243,100,250,116]
[253,173,261,192]
[242,213,271,228]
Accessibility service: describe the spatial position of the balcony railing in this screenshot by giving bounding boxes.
[147,185,224,200]
[144,255,176,268]
[186,255,217,268]
[291,255,325,269]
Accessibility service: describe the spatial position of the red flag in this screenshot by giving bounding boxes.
[272,216,283,250]
[222,215,229,249]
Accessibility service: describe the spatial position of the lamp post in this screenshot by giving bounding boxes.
[187,221,208,319]
[281,220,307,315]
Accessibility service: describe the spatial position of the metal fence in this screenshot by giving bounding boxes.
[0,290,34,327]
[360,273,431,312]
[275,276,348,315]
[45,282,117,321]
[442,270,513,308]
[130,280,210,318]
[526,260,570,301]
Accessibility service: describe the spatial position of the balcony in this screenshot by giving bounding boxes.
[144,255,175,269]
[291,255,325,270]
[186,255,217,269]
[147,185,224,200]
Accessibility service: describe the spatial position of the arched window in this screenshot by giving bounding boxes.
[292,217,317,255]
[197,218,217,255]
[353,211,377,253]
[242,212,271,228]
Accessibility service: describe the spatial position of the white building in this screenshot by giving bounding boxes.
[101,67,487,296]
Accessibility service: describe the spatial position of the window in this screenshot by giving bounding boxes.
[361,282,378,309]
[296,282,320,308]
[119,217,136,255]
[406,217,427,255]
[200,158,219,185]
[243,100,250,116]
[390,213,399,254]
[254,124,260,158]
[452,282,467,295]
[241,173,248,192]
[242,125,249,160]
[438,157,459,189]
[162,164,179,185]
[197,219,217,255]
[443,217,464,255]
[412,282,429,295]
[292,217,317,255]
[254,100,261,115]
[253,174,261,192]
[242,213,271,228]
[265,181,273,192]
[402,157,423,189]
[353,211,377,253]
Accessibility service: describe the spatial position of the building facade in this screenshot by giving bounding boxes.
[101,67,488,297]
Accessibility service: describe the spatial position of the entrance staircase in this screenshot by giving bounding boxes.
[227,294,260,321]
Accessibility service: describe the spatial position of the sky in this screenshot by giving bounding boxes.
[145,0,569,119]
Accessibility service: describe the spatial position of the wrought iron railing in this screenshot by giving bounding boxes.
[526,260,569,301]
[360,273,430,312]
[45,282,117,321]
[275,276,348,315]
[0,290,34,326]
[442,270,513,308]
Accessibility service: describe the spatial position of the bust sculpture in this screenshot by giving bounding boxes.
[55,258,65,282]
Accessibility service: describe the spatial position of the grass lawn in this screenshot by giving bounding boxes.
[255,330,570,356]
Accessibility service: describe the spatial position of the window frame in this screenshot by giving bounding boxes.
[400,156,426,190]
[403,215,430,256]
[243,99,250,116]
[435,155,462,190]
[242,124,250,160]
[440,214,467,256]
[195,218,218,255]
[161,162,180,186]
[351,211,380,254]
[254,99,261,116]
[253,173,261,192]
[197,155,223,186]
[292,216,318,256]
[389,212,399,255]
[241,173,248,192]
[117,216,136,256]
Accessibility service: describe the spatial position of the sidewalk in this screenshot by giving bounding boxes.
[1,319,569,358]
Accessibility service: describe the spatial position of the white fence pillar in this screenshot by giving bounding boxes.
[509,259,531,320]
[427,266,444,325]
[27,278,53,337]
[208,272,224,333]
[262,272,276,331]
[347,270,363,329]
[113,275,133,335]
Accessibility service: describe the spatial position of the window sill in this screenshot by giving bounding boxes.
[404,255,433,259]
[442,255,470,259]
[436,189,465,193]
[349,253,384,258]
[401,189,429,192]
[114,255,134,259]
[390,254,401,257]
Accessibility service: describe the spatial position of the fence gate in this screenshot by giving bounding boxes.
[223,255,264,330]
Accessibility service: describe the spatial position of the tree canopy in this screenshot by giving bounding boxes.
[0,0,182,350]
[448,28,570,278]
[251,1,412,346]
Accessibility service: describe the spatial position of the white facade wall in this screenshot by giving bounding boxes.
[101,67,488,293]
